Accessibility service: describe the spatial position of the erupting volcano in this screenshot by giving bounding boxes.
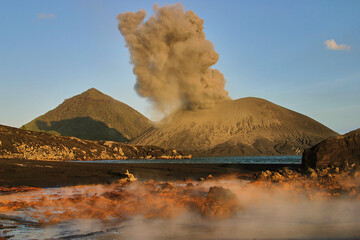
[118,4,337,156]
[1,1,358,240]
[131,97,337,156]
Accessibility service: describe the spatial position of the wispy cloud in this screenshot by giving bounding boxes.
[324,39,350,50]
[38,13,56,19]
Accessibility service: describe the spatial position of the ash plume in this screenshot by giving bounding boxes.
[117,3,230,113]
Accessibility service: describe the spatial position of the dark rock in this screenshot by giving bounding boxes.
[302,129,360,169]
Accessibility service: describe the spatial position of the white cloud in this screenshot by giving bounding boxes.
[38,13,56,19]
[324,39,350,50]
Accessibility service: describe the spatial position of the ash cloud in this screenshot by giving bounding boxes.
[117,3,230,114]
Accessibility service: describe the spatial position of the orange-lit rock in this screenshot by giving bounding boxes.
[202,186,241,219]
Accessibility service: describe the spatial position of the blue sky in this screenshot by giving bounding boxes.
[0,0,359,134]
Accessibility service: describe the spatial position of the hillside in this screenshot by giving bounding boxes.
[22,88,152,142]
[131,97,338,156]
[0,124,190,161]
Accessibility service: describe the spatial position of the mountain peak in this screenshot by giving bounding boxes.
[78,88,111,100]
[84,88,101,94]
[22,89,152,142]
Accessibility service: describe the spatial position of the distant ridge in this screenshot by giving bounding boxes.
[22,88,152,142]
[131,97,338,156]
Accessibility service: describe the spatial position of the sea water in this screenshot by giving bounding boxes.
[86,155,302,164]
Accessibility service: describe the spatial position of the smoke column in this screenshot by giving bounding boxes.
[117,3,230,113]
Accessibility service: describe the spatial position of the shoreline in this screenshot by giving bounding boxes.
[0,158,301,188]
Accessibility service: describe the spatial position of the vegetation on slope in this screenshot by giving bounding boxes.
[22,88,152,142]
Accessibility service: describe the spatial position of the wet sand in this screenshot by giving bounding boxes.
[0,158,300,188]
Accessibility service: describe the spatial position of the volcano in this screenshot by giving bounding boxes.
[22,88,152,142]
[131,97,338,156]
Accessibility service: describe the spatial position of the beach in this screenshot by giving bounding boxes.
[0,158,300,188]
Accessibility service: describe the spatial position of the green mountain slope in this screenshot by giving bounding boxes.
[22,88,152,142]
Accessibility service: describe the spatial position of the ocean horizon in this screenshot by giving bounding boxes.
[82,155,302,164]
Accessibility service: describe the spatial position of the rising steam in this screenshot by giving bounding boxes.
[2,175,360,239]
[117,3,230,113]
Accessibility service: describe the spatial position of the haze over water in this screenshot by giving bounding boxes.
[86,155,302,164]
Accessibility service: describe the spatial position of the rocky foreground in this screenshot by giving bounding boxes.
[254,129,360,198]
[254,163,360,198]
[0,124,191,161]
[0,128,359,239]
[1,165,360,239]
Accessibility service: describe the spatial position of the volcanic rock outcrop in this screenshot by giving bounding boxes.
[201,186,241,219]
[0,124,189,161]
[22,88,152,142]
[131,97,338,156]
[302,128,360,169]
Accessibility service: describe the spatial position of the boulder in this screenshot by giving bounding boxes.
[201,186,241,219]
[302,129,360,169]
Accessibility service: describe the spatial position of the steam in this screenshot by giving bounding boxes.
[2,177,360,239]
[117,3,230,113]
